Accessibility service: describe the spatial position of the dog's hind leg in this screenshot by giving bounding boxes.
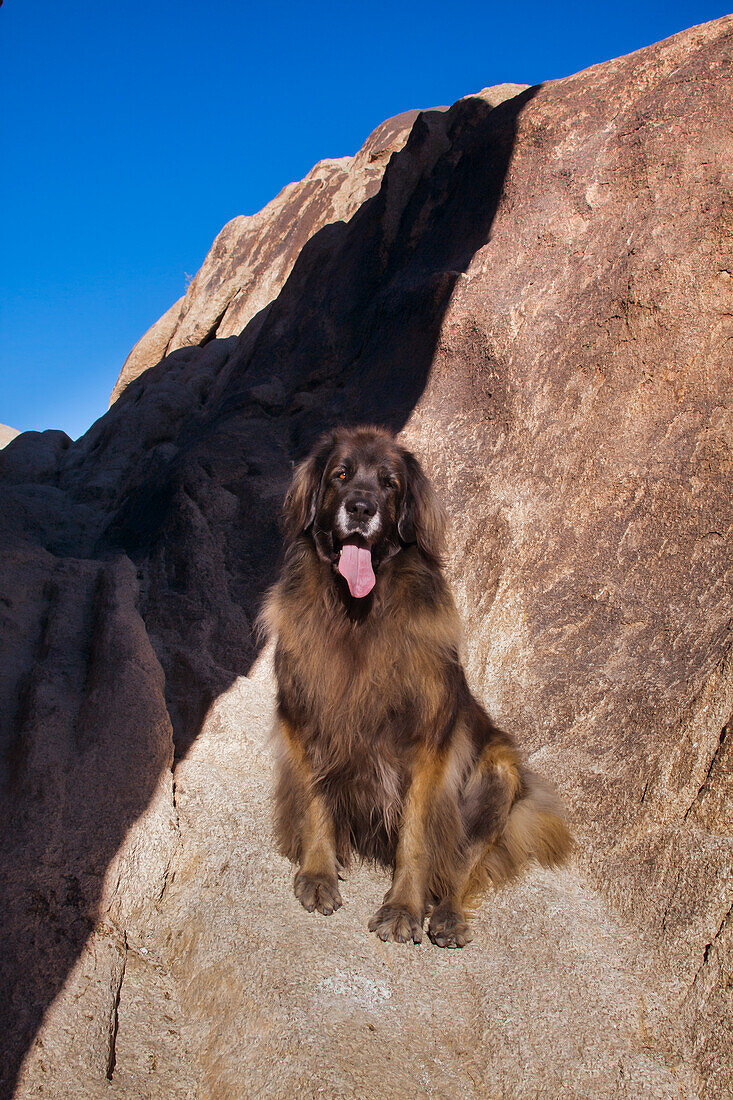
[434,763,574,943]
[467,766,574,897]
[274,715,343,917]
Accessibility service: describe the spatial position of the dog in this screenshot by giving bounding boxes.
[261,425,572,947]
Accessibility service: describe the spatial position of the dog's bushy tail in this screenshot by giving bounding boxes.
[467,767,574,900]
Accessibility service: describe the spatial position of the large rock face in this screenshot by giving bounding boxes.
[1,18,731,1099]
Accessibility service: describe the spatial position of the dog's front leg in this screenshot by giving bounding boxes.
[276,716,342,916]
[368,747,445,944]
[293,786,343,916]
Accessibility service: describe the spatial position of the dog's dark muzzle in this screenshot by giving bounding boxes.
[338,490,381,540]
[344,492,378,522]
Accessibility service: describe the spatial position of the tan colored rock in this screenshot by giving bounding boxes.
[0,422,19,448]
[110,297,184,406]
[12,662,699,1098]
[470,81,530,107]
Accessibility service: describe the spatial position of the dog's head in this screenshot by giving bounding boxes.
[283,426,446,598]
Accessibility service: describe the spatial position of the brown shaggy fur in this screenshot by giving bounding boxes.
[261,426,573,947]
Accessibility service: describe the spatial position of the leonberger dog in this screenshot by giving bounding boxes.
[262,425,572,947]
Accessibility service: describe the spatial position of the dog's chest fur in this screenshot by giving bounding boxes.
[267,540,463,861]
[276,609,415,767]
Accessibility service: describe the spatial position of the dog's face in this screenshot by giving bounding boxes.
[283,426,445,598]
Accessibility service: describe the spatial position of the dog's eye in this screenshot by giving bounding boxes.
[334,468,348,481]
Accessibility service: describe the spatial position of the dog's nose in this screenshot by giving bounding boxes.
[346,496,377,520]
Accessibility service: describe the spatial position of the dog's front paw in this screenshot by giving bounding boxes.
[368,903,423,944]
[427,902,472,948]
[294,870,343,916]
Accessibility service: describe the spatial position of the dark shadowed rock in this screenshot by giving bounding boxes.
[1,19,731,1099]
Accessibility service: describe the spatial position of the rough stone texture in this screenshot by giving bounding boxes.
[1,18,732,1099]
[0,422,20,448]
[110,296,185,407]
[12,660,701,1099]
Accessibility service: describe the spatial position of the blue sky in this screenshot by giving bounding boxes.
[1,0,729,440]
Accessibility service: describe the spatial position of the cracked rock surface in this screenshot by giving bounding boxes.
[1,16,731,1099]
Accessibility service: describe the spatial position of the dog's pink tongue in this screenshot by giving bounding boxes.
[338,542,375,598]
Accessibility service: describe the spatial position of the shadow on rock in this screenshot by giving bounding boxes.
[0,86,539,1092]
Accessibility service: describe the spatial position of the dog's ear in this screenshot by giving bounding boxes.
[398,450,446,562]
[282,432,335,541]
